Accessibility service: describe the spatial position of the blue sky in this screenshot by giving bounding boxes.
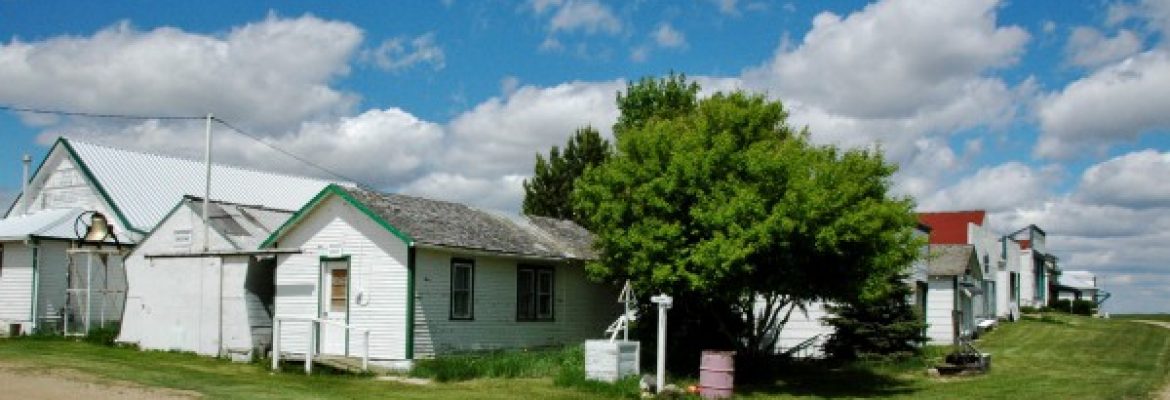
[1,0,1168,312]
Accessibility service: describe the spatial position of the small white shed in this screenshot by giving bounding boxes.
[924,244,982,344]
[117,197,294,359]
[263,185,617,369]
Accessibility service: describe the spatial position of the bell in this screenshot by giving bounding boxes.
[83,212,113,242]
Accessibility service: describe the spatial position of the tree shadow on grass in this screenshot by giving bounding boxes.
[736,361,919,398]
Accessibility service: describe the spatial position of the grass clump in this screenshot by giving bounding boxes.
[411,346,574,382]
[410,345,639,397]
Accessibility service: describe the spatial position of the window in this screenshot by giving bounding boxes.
[517,265,554,321]
[450,259,474,320]
[330,268,348,313]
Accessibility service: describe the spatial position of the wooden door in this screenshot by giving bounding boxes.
[319,260,349,355]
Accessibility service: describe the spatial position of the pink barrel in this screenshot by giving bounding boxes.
[699,350,735,399]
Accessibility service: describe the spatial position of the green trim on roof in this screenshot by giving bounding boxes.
[124,199,190,259]
[58,138,146,235]
[260,184,414,249]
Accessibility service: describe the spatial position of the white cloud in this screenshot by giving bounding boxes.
[735,0,1028,203]
[399,173,527,212]
[1065,27,1142,68]
[443,80,623,180]
[653,23,686,48]
[0,14,362,133]
[1076,149,1170,208]
[919,162,1055,212]
[743,0,1027,119]
[548,0,621,35]
[1035,51,1170,158]
[363,32,446,72]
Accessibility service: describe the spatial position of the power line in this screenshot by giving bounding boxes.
[0,104,206,121]
[0,103,365,187]
[211,117,362,185]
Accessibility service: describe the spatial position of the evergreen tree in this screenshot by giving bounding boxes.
[521,126,611,225]
[822,273,928,361]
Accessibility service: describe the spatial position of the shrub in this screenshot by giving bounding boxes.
[1071,299,1095,316]
[1049,299,1074,313]
[83,325,120,347]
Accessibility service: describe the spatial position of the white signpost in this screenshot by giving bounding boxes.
[650,293,673,394]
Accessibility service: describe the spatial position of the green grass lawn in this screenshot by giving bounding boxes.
[0,314,1167,399]
[742,314,1170,399]
[0,338,613,400]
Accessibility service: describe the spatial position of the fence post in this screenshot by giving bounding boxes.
[271,318,281,371]
[306,320,315,375]
[362,330,370,372]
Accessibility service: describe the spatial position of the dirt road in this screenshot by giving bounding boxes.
[0,361,199,400]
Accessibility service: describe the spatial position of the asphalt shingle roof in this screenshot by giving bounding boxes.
[342,186,595,260]
[927,244,977,276]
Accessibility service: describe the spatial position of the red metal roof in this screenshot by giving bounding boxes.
[917,210,986,245]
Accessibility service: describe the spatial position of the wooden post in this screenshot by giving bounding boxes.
[271,318,281,371]
[362,330,370,372]
[306,320,315,375]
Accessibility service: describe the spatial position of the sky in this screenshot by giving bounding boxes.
[0,0,1168,313]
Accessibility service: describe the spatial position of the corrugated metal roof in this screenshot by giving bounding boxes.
[927,244,977,276]
[0,208,130,242]
[917,210,986,244]
[66,139,342,232]
[342,186,595,260]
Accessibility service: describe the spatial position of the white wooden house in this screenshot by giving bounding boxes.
[1,137,338,335]
[772,224,932,357]
[1055,270,1101,305]
[117,196,293,359]
[919,210,1023,323]
[924,244,982,344]
[262,185,617,369]
[1010,225,1060,309]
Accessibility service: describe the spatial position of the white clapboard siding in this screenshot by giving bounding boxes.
[25,157,104,217]
[275,196,409,360]
[926,277,956,344]
[0,244,34,326]
[412,248,617,357]
[774,301,833,358]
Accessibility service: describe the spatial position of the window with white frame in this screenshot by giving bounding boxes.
[517,265,554,321]
[450,258,474,320]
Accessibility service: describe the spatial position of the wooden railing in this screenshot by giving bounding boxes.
[272,316,371,374]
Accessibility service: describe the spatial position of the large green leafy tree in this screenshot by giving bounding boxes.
[573,78,921,365]
[522,126,611,225]
[614,73,699,137]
